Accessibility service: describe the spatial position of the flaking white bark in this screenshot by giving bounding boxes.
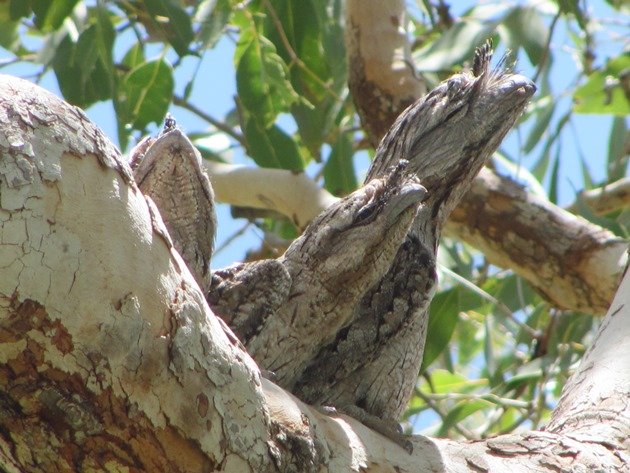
[0,74,270,471]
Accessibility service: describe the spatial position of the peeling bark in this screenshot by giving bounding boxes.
[0,75,271,472]
[447,168,628,313]
[345,0,426,146]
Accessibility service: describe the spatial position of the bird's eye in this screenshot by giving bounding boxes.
[354,201,379,225]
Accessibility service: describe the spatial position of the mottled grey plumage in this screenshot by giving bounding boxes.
[129,123,217,292]
[293,42,536,429]
[208,162,428,389]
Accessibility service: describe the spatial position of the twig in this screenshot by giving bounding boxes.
[532,10,561,84]
[172,95,245,145]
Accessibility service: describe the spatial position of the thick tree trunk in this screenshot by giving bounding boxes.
[0,75,270,472]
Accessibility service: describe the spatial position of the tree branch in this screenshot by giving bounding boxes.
[447,168,628,314]
[567,177,630,216]
[345,0,426,142]
[205,161,337,229]
[0,74,271,471]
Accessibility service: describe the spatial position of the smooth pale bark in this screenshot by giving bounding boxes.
[0,75,628,472]
[566,177,630,216]
[206,161,337,230]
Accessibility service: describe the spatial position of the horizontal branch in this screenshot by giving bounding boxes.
[567,177,630,216]
[205,161,338,229]
[446,168,627,314]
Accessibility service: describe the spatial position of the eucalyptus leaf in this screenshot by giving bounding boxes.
[115,59,174,131]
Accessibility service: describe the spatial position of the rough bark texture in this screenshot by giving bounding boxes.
[1,72,628,473]
[0,74,272,472]
[448,169,628,313]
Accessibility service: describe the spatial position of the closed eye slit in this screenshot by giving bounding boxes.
[354,201,380,225]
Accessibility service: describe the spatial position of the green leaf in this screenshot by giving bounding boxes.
[483,315,498,381]
[235,17,300,127]
[548,144,561,204]
[616,209,630,237]
[261,0,343,154]
[607,116,628,181]
[9,0,31,21]
[423,370,479,394]
[422,288,466,369]
[555,0,588,29]
[144,0,194,56]
[0,2,20,49]
[500,6,547,66]
[503,362,543,391]
[195,0,232,50]
[518,303,549,346]
[52,14,115,107]
[438,399,494,436]
[324,132,356,196]
[574,53,630,115]
[32,0,80,31]
[454,314,483,366]
[481,274,537,314]
[243,118,304,170]
[413,19,497,72]
[121,42,145,70]
[577,145,594,189]
[116,59,174,131]
[523,96,554,153]
[549,312,593,354]
[531,111,570,182]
